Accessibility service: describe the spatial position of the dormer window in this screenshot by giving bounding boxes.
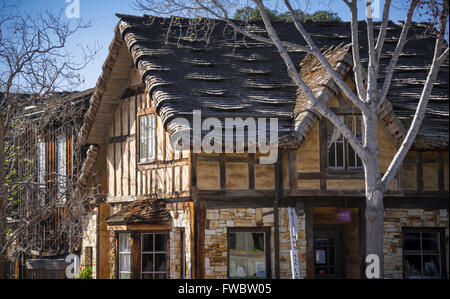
[327,115,363,170]
[139,114,155,163]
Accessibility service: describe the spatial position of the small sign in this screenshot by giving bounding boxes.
[336,209,352,223]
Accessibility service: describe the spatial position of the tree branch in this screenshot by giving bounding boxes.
[381,4,449,190]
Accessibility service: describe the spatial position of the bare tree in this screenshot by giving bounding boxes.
[0,0,98,278]
[133,0,449,278]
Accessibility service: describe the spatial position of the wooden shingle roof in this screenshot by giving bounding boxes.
[80,14,448,150]
[105,198,172,225]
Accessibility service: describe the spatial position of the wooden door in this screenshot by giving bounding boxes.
[313,229,344,279]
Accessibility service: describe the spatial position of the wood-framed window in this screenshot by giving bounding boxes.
[327,115,363,170]
[37,140,46,205]
[141,232,167,279]
[227,227,271,279]
[402,228,446,279]
[118,233,131,279]
[57,136,67,203]
[139,114,155,163]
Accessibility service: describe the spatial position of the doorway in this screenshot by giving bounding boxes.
[314,228,344,279]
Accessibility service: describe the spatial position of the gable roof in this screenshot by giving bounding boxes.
[80,14,448,150]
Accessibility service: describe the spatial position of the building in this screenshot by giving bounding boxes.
[78,15,449,279]
[3,89,93,279]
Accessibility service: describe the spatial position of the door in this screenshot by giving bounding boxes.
[313,229,344,279]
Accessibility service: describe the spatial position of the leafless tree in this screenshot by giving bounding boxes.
[133,0,449,278]
[0,0,98,278]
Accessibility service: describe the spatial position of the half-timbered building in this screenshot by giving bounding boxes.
[78,15,449,279]
[4,89,93,279]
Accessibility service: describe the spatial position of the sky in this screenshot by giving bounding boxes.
[9,0,442,91]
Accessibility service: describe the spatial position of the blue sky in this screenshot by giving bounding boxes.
[12,0,439,91]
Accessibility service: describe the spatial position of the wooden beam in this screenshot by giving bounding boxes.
[319,118,327,191]
[438,152,444,191]
[193,200,206,278]
[288,150,298,190]
[305,205,314,279]
[417,152,423,193]
[248,153,255,190]
[219,154,226,190]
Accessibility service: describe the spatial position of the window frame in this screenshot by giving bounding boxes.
[118,233,131,279]
[56,135,67,203]
[402,227,447,279]
[227,227,271,279]
[138,114,156,164]
[325,114,364,172]
[140,232,169,279]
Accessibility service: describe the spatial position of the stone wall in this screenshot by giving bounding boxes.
[204,207,306,279]
[169,204,192,279]
[80,207,97,278]
[384,208,449,279]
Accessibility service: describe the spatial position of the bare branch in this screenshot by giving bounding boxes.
[254,0,368,161]
[284,0,370,115]
[381,2,449,190]
[376,0,419,109]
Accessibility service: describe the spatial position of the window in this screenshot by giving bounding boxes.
[327,115,363,170]
[228,229,270,279]
[141,233,167,279]
[57,136,67,203]
[403,228,446,279]
[37,141,46,205]
[139,114,155,162]
[118,233,131,279]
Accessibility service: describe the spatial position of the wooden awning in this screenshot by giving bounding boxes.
[105,198,172,228]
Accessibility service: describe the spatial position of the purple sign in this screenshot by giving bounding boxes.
[336,209,352,223]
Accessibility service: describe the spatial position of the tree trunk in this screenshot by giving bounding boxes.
[363,110,384,279]
[365,189,384,279]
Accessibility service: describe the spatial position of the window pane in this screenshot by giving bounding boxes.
[119,253,130,272]
[328,143,335,167]
[154,253,166,272]
[336,142,344,167]
[247,233,264,254]
[140,116,148,161]
[329,247,335,266]
[404,233,421,251]
[119,234,130,253]
[229,255,247,278]
[148,115,155,160]
[155,273,166,279]
[423,255,440,277]
[404,255,422,278]
[247,254,266,278]
[421,233,439,252]
[229,232,246,254]
[155,234,166,251]
[348,145,355,168]
[142,234,153,252]
[142,254,154,272]
[315,248,327,265]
